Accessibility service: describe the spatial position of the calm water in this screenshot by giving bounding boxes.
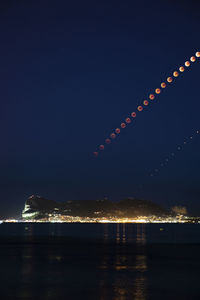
[0,223,200,300]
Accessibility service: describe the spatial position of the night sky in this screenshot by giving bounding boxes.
[0,0,200,218]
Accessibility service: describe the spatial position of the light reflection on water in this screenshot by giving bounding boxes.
[100,224,147,300]
[136,224,146,246]
[18,224,34,299]
[116,223,120,244]
[19,223,148,300]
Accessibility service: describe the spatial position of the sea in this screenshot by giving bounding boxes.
[0,223,200,300]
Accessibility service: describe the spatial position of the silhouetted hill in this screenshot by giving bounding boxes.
[22,195,167,219]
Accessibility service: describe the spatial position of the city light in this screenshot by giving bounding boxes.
[1,215,200,224]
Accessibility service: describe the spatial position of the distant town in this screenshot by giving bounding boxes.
[1,195,200,224]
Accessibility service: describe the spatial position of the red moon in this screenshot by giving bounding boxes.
[173,71,179,77]
[131,112,136,118]
[149,94,155,100]
[105,138,111,144]
[110,133,116,139]
[125,117,131,124]
[161,82,166,88]
[115,128,120,134]
[190,56,196,62]
[155,88,161,94]
[196,52,200,57]
[167,77,173,83]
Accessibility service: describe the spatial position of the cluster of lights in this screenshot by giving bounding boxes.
[1,215,200,224]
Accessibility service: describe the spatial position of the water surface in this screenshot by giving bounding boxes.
[0,223,199,300]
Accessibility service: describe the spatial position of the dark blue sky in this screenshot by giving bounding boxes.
[0,0,200,217]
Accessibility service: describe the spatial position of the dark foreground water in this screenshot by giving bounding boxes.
[0,223,200,300]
